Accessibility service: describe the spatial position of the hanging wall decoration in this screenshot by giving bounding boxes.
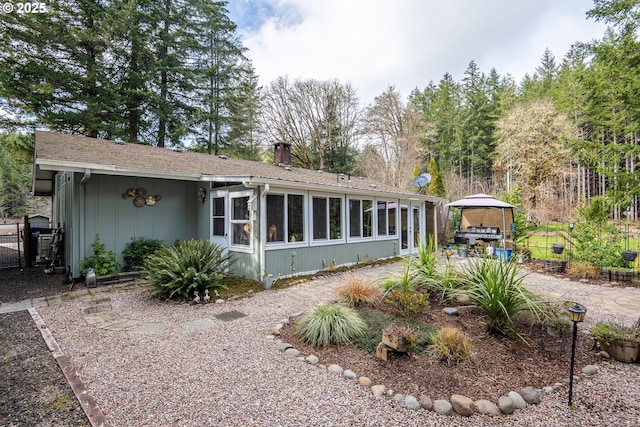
[122,188,161,208]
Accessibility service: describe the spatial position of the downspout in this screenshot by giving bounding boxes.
[433,202,439,252]
[78,169,91,277]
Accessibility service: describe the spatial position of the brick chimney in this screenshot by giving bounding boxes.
[274,142,291,167]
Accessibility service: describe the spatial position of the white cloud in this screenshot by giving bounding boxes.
[234,0,608,105]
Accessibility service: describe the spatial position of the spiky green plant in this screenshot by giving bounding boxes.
[144,239,232,300]
[295,303,366,348]
[457,258,545,339]
[380,256,416,297]
[414,236,438,282]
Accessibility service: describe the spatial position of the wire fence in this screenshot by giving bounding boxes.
[0,224,22,269]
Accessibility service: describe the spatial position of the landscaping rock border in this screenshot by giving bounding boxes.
[266,313,605,418]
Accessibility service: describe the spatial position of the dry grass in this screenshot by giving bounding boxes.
[335,277,380,306]
[431,326,472,363]
[567,262,599,279]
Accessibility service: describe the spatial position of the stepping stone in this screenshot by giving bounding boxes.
[214,310,247,321]
[443,307,459,316]
[180,317,216,331]
[129,322,170,336]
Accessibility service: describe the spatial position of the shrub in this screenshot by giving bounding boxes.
[294,303,366,348]
[458,258,545,339]
[79,234,121,275]
[335,277,380,306]
[122,237,165,271]
[567,262,599,279]
[144,239,232,300]
[432,326,472,363]
[385,290,430,314]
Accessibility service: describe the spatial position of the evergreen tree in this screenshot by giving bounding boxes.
[427,158,446,198]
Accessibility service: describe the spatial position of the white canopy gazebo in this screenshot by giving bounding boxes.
[445,193,516,251]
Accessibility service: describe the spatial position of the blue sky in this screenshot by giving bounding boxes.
[228,0,608,105]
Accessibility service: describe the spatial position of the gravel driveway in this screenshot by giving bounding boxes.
[3,262,640,426]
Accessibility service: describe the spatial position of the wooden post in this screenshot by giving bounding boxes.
[22,215,31,268]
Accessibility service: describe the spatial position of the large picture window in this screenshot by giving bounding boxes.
[377,201,397,237]
[230,194,252,248]
[266,193,305,244]
[349,198,373,239]
[312,195,343,241]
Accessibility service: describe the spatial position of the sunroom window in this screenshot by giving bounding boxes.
[312,196,343,241]
[377,201,397,237]
[349,198,373,239]
[266,193,305,244]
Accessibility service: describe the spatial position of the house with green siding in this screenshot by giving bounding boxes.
[33,131,444,281]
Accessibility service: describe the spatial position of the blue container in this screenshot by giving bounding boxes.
[495,248,512,261]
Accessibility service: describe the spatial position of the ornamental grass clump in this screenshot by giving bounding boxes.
[144,239,232,300]
[295,303,366,348]
[432,326,472,364]
[458,257,545,339]
[335,277,380,307]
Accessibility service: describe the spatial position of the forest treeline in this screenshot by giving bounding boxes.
[1,0,639,223]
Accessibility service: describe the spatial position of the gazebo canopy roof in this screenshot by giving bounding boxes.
[445,193,515,209]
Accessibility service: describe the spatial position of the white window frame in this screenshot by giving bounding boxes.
[347,196,375,242]
[310,193,345,246]
[228,190,254,253]
[376,199,398,240]
[265,191,307,249]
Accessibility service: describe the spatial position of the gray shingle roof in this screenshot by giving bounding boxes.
[34,131,442,202]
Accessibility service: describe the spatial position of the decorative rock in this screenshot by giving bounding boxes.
[582,365,599,375]
[358,377,372,387]
[443,307,459,316]
[561,375,580,384]
[327,364,343,375]
[508,391,527,409]
[278,318,290,325]
[454,294,472,305]
[265,334,275,340]
[284,348,299,357]
[393,394,405,404]
[474,399,500,416]
[433,399,453,415]
[419,395,433,411]
[289,311,304,320]
[305,355,319,365]
[554,383,564,389]
[371,385,386,398]
[543,386,554,394]
[404,395,421,410]
[519,386,541,405]
[215,298,224,304]
[318,364,326,370]
[343,369,357,380]
[276,342,293,351]
[498,395,515,414]
[451,394,475,416]
[599,351,611,359]
[268,326,281,336]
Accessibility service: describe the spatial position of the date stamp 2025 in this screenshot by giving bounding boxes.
[1,2,48,14]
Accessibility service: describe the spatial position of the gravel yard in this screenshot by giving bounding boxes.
[2,262,640,426]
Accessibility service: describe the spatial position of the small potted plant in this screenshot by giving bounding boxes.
[382,325,416,353]
[551,243,565,255]
[590,319,640,363]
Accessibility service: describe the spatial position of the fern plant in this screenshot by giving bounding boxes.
[144,239,232,300]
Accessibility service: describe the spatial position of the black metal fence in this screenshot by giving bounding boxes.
[0,224,22,269]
